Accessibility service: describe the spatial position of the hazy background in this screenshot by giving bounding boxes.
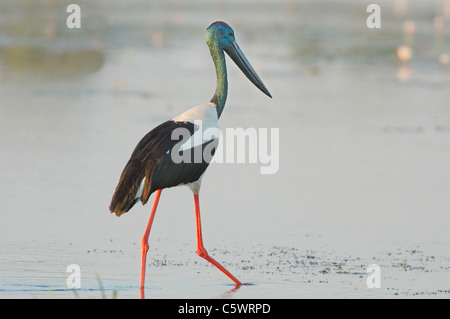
[0,0,449,298]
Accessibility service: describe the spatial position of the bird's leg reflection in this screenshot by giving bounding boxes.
[220,284,242,298]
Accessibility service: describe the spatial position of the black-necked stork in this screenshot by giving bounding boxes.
[109,21,271,296]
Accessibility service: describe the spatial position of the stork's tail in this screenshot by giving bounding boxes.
[109,159,146,217]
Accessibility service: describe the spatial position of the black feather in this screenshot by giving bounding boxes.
[110,120,217,216]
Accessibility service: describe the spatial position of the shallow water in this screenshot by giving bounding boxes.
[1,0,450,298]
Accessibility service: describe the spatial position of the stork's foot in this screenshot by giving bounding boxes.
[196,245,242,286]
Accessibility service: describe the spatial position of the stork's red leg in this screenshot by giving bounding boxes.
[140,189,162,298]
[193,193,242,285]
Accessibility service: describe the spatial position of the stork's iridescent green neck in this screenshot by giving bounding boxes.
[208,40,228,118]
[205,21,272,119]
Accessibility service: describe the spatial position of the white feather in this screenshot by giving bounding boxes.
[172,103,220,151]
[135,177,145,200]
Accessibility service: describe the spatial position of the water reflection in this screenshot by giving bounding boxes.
[0,0,107,78]
[1,46,104,78]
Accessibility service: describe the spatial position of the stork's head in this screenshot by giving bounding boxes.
[206,21,235,50]
[206,21,272,98]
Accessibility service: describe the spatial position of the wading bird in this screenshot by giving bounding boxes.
[109,21,271,297]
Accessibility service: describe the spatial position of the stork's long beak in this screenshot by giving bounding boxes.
[225,41,272,98]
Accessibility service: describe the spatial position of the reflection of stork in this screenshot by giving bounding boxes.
[109,21,271,297]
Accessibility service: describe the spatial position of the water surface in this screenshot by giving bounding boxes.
[1,0,449,298]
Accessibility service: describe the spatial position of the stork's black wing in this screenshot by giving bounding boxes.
[110,120,217,216]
